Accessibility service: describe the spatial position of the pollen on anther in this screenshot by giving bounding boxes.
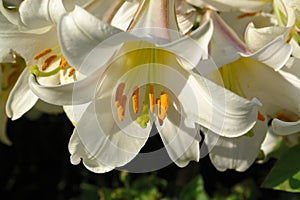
[59,56,68,69]
[42,55,57,70]
[117,95,127,121]
[160,92,168,111]
[34,48,52,60]
[149,85,154,113]
[68,67,76,77]
[117,106,125,121]
[132,87,139,113]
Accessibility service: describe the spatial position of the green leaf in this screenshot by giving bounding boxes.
[179,175,210,200]
[262,144,300,192]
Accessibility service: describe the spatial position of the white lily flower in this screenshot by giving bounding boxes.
[186,0,300,60]
[28,1,260,173]
[2,0,137,121]
[202,10,292,71]
[1,0,77,121]
[187,9,298,171]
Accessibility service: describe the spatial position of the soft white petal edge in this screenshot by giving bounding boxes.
[272,119,300,135]
[209,118,268,172]
[157,106,200,167]
[6,68,38,120]
[72,99,150,171]
[242,35,292,71]
[69,130,114,173]
[185,73,259,137]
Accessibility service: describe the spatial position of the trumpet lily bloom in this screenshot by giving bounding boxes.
[29,1,260,173]
[199,10,300,171]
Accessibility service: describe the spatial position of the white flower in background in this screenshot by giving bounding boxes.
[196,9,300,171]
[0,0,81,121]
[29,0,260,173]
[0,0,141,144]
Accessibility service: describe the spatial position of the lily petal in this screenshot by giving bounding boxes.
[242,35,292,71]
[29,67,100,105]
[185,72,259,137]
[156,102,200,167]
[111,0,139,30]
[272,119,300,135]
[58,6,122,68]
[204,10,249,67]
[186,0,268,12]
[245,22,290,52]
[0,11,58,63]
[221,58,300,119]
[209,118,268,172]
[260,128,282,159]
[176,0,197,35]
[6,68,38,120]
[18,0,69,29]
[73,97,150,170]
[69,130,114,173]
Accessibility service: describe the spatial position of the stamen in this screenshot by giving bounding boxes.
[114,83,127,121]
[30,65,61,77]
[257,112,265,121]
[68,67,76,77]
[132,86,139,113]
[117,106,125,121]
[59,56,68,69]
[158,92,168,120]
[34,48,52,60]
[149,85,154,113]
[42,55,58,70]
[117,95,127,121]
[115,82,125,106]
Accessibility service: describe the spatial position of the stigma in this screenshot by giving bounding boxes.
[114,83,169,128]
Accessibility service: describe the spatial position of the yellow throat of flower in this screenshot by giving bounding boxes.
[105,41,180,128]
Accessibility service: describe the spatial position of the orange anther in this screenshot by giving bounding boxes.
[149,85,154,113]
[34,48,52,60]
[132,87,139,113]
[59,56,68,69]
[160,92,168,111]
[42,55,57,70]
[117,106,125,121]
[115,94,126,121]
[68,67,75,77]
[257,111,265,122]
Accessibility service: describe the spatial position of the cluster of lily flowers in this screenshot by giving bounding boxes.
[0,0,299,173]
